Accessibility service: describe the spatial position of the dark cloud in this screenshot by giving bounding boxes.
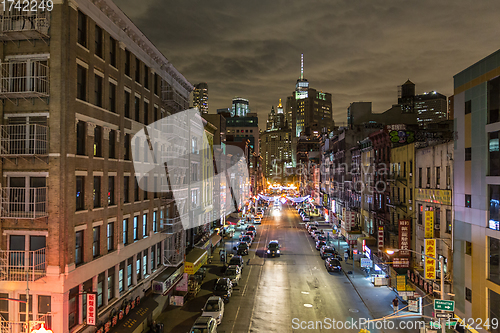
[114,0,500,127]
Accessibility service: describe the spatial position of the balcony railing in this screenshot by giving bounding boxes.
[0,124,48,155]
[161,83,188,112]
[0,60,49,99]
[0,187,48,219]
[0,10,50,39]
[160,215,186,234]
[0,247,46,281]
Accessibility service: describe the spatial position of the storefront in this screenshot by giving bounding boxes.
[108,297,158,333]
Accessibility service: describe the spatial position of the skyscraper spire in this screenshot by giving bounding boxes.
[300,53,304,80]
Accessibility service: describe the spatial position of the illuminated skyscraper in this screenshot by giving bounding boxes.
[285,54,333,138]
[232,97,250,117]
[193,82,209,114]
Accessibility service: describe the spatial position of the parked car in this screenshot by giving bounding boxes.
[267,240,281,257]
[325,258,342,273]
[246,225,257,235]
[316,235,327,242]
[213,278,233,303]
[201,296,225,325]
[228,255,244,271]
[245,230,255,241]
[311,230,324,238]
[241,235,252,246]
[236,242,249,255]
[302,216,310,222]
[225,265,242,286]
[253,217,262,224]
[190,316,218,333]
[320,246,337,259]
[315,240,327,250]
[308,226,318,234]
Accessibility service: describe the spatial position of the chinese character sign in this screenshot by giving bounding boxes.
[87,293,97,326]
[424,238,436,280]
[398,219,411,257]
[378,226,384,250]
[425,211,434,239]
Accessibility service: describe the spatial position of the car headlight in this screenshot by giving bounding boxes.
[267,250,270,253]
[277,250,280,253]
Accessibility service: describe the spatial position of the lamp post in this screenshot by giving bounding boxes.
[386,248,446,333]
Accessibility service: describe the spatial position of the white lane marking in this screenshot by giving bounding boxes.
[301,291,310,295]
[304,304,313,308]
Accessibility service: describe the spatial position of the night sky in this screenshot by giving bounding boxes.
[113,0,500,129]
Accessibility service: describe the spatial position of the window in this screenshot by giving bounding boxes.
[192,137,198,154]
[489,289,500,333]
[153,211,157,233]
[435,207,441,236]
[127,260,132,287]
[418,204,423,225]
[446,165,451,187]
[409,160,412,176]
[143,214,147,238]
[124,133,131,160]
[143,176,148,200]
[488,77,500,124]
[107,222,114,251]
[97,273,104,307]
[135,58,141,83]
[0,293,8,321]
[436,166,440,186]
[403,162,406,177]
[94,126,102,157]
[76,176,85,211]
[465,100,472,115]
[446,209,452,234]
[109,82,116,113]
[135,96,140,122]
[19,295,33,322]
[191,189,198,208]
[76,121,86,155]
[122,219,128,245]
[136,256,141,281]
[465,147,471,161]
[490,131,500,176]
[93,176,101,208]
[157,243,161,267]
[95,25,103,58]
[75,230,84,265]
[134,179,140,202]
[124,176,130,203]
[466,241,472,255]
[68,287,79,329]
[109,130,115,159]
[93,226,100,258]
[119,262,125,292]
[107,269,114,301]
[108,176,115,205]
[38,295,51,316]
[133,216,138,241]
[77,65,87,101]
[151,247,155,271]
[154,106,158,124]
[124,90,131,118]
[154,73,159,95]
[490,185,500,231]
[154,175,158,199]
[109,37,117,67]
[191,163,198,182]
[144,65,149,89]
[144,101,149,125]
[465,194,472,208]
[95,74,103,107]
[125,49,131,76]
[465,287,472,303]
[143,251,147,277]
[426,167,431,187]
[77,10,87,47]
[418,167,422,188]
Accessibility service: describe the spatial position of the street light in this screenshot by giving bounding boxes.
[386,248,447,333]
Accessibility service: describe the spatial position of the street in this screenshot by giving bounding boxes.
[163,204,428,333]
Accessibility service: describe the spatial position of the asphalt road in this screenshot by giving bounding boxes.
[216,204,384,333]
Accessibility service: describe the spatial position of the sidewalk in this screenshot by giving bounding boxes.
[335,240,412,320]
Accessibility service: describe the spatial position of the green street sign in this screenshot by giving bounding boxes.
[434,300,455,312]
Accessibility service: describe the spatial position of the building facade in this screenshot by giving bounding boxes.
[0,1,193,332]
[192,82,208,114]
[453,48,500,330]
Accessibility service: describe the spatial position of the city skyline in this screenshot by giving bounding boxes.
[114,0,500,127]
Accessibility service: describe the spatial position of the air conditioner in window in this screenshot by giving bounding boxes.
[408,200,412,204]
[409,173,412,177]
[434,223,440,230]
[409,206,412,211]
[426,184,430,188]
[447,185,451,189]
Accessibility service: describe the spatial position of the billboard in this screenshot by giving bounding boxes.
[87,293,97,326]
[424,238,436,280]
[425,211,434,239]
[398,219,411,257]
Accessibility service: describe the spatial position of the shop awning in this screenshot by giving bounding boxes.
[211,234,222,247]
[109,297,159,333]
[152,265,184,295]
[184,248,207,275]
[226,216,239,225]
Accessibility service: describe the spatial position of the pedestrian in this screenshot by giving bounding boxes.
[392,297,399,312]
[344,251,349,262]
